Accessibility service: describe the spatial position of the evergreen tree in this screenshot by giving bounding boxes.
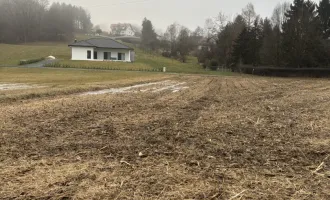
[250,17,263,65]
[260,18,275,65]
[232,27,250,66]
[232,17,263,67]
[282,0,324,67]
[318,0,330,39]
[273,25,283,66]
[318,0,330,65]
[216,15,246,67]
[177,27,191,63]
[217,24,234,66]
[141,18,158,50]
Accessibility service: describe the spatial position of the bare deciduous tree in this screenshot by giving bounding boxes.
[204,11,229,39]
[271,2,290,28]
[204,18,215,38]
[192,26,204,37]
[242,3,257,28]
[166,23,180,55]
[214,11,229,32]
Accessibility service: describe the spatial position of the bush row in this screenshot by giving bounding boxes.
[202,59,220,71]
[240,67,330,77]
[19,57,45,65]
[44,62,163,72]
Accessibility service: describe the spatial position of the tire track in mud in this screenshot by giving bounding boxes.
[109,77,220,153]
[0,76,213,159]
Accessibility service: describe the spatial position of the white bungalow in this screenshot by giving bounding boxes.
[68,38,134,62]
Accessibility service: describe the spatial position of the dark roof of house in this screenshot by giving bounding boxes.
[68,38,134,50]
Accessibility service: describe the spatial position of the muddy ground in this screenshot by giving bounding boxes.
[0,75,329,199]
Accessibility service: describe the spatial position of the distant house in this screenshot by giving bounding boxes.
[68,38,134,62]
[110,23,137,37]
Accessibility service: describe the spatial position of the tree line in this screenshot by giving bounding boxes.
[201,0,330,69]
[140,18,203,63]
[0,0,93,43]
[1,0,329,69]
[140,0,330,68]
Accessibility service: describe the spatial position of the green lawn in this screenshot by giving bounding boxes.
[50,56,204,73]
[0,41,232,75]
[0,43,70,65]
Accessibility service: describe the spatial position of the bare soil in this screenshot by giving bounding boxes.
[81,80,188,95]
[0,75,329,199]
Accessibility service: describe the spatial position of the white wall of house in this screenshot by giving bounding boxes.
[94,48,131,62]
[120,27,135,36]
[119,26,135,36]
[71,47,132,62]
[111,25,135,36]
[71,47,94,61]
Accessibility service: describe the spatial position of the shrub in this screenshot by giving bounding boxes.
[240,66,330,77]
[202,59,211,69]
[162,52,171,58]
[209,59,218,71]
[19,57,45,65]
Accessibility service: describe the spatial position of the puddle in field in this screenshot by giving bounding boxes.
[0,83,39,91]
[82,80,189,95]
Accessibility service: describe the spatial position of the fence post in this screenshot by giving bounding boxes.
[163,67,166,73]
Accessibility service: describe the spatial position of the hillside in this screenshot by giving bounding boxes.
[0,41,209,73]
[0,43,71,66]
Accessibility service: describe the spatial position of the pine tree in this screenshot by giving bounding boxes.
[260,18,275,65]
[317,0,330,66]
[232,17,263,67]
[141,18,158,50]
[217,24,234,66]
[216,15,246,67]
[273,25,282,66]
[282,0,324,67]
[318,0,330,39]
[177,27,191,63]
[232,27,250,65]
[250,17,263,65]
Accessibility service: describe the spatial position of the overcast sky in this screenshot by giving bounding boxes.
[50,0,289,32]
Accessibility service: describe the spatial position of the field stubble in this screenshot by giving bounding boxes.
[0,76,329,199]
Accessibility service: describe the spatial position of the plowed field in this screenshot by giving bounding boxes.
[1,75,329,199]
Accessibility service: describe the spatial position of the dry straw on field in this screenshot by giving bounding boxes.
[1,76,329,199]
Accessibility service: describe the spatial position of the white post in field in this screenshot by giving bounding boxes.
[128,50,131,62]
[163,67,166,72]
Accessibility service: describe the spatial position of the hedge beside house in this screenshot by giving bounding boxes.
[239,67,330,77]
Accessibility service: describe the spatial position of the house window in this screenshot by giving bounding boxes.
[87,50,91,59]
[104,52,111,60]
[118,53,125,61]
[94,51,98,59]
